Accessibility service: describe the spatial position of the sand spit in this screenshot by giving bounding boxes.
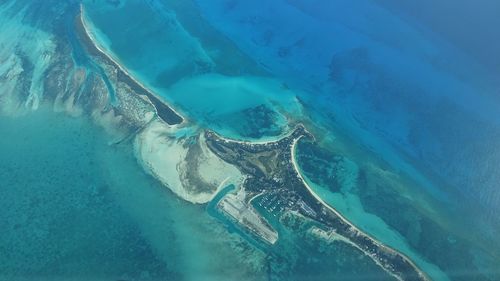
[76,4,184,125]
[134,119,243,204]
[291,137,431,281]
[73,4,246,204]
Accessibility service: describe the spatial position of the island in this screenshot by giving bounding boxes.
[75,4,184,126]
[205,125,429,281]
[73,5,429,281]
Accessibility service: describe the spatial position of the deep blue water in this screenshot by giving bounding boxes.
[1,0,499,280]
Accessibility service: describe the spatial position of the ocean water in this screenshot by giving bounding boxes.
[192,0,500,223]
[1,0,500,280]
[0,108,269,281]
[190,1,500,279]
[0,109,174,280]
[0,110,397,281]
[81,0,299,140]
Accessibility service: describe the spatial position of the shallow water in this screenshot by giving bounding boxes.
[295,138,500,280]
[0,109,266,281]
[0,109,398,281]
[0,109,176,280]
[1,0,500,280]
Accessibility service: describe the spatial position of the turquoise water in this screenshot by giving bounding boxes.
[81,0,298,139]
[1,0,500,280]
[0,109,269,281]
[0,109,175,280]
[0,110,398,280]
[193,0,500,231]
[295,139,499,280]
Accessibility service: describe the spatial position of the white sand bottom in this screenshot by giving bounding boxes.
[134,118,243,204]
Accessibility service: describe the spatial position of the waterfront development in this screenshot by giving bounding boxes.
[75,6,184,126]
[76,5,427,277]
[1,1,500,280]
[206,126,428,281]
[42,5,427,280]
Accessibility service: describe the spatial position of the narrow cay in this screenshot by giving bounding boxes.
[75,4,184,125]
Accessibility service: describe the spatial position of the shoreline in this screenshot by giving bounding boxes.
[76,4,427,279]
[208,123,314,146]
[290,136,430,281]
[205,124,430,280]
[310,226,404,281]
[76,4,185,126]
